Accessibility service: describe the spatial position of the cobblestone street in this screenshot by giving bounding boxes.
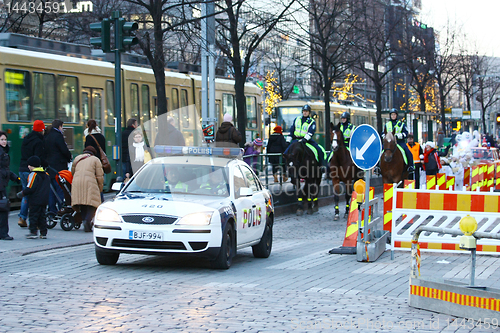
[0,203,499,332]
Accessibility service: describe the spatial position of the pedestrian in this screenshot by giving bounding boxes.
[122,118,138,179]
[17,155,50,239]
[244,138,263,174]
[18,120,47,228]
[130,129,152,174]
[0,131,20,240]
[215,114,242,147]
[436,128,445,148]
[407,134,423,189]
[44,119,72,215]
[423,142,442,176]
[154,116,185,147]
[266,126,288,183]
[84,119,106,160]
[71,146,104,232]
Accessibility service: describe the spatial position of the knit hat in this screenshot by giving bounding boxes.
[33,120,45,132]
[83,146,97,156]
[223,114,233,122]
[273,126,282,134]
[27,155,41,167]
[253,138,263,146]
[425,141,435,149]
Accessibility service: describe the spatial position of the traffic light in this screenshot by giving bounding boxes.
[496,113,500,123]
[90,19,111,53]
[118,18,138,51]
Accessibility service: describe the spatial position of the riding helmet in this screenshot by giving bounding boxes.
[302,104,311,113]
[341,112,350,122]
[389,108,398,117]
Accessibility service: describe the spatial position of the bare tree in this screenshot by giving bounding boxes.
[431,21,460,134]
[352,0,407,133]
[290,0,357,150]
[474,57,500,133]
[455,38,483,114]
[0,1,31,33]
[215,0,296,145]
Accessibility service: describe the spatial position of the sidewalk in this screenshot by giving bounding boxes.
[0,210,93,256]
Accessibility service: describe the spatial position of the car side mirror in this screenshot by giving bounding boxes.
[111,182,123,191]
[239,187,253,196]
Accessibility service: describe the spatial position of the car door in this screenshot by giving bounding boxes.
[239,164,266,243]
[232,165,254,245]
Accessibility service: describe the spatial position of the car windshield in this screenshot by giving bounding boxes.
[471,148,497,160]
[123,163,230,197]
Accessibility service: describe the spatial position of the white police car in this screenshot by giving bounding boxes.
[94,146,274,269]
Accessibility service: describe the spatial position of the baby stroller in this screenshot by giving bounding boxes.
[46,170,81,231]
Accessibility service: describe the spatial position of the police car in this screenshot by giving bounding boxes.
[94,146,274,269]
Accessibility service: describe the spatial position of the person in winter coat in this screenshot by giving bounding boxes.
[18,120,46,228]
[423,142,443,176]
[0,131,20,240]
[122,118,137,179]
[17,155,50,239]
[267,126,288,183]
[44,119,72,215]
[244,138,263,174]
[154,116,185,147]
[71,146,104,232]
[215,114,242,147]
[84,119,106,160]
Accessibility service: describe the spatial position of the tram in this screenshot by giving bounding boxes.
[0,34,262,199]
[273,99,384,147]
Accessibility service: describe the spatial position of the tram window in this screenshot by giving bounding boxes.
[82,92,89,121]
[5,69,31,121]
[57,75,79,123]
[130,83,140,123]
[316,111,324,132]
[246,96,257,129]
[172,88,179,111]
[141,85,151,123]
[181,89,189,128]
[33,72,56,121]
[222,93,234,120]
[93,90,102,123]
[106,81,115,126]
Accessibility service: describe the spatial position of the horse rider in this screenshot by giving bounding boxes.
[383,109,414,172]
[284,104,325,167]
[339,112,355,148]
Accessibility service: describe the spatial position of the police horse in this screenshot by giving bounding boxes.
[329,124,363,220]
[380,131,409,185]
[285,141,322,215]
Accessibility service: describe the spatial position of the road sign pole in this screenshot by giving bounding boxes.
[364,169,370,243]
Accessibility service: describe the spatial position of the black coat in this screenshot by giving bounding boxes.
[215,122,242,147]
[121,126,136,163]
[0,145,18,196]
[155,123,185,146]
[19,131,47,173]
[84,133,106,160]
[44,128,72,176]
[22,168,50,206]
[267,133,288,164]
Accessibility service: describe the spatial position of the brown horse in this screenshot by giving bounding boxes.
[329,124,363,220]
[380,131,408,185]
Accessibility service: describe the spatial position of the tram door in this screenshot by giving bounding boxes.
[82,88,104,129]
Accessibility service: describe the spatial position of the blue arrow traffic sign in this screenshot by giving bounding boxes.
[349,124,382,170]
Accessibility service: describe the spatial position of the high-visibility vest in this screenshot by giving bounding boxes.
[340,123,355,142]
[293,117,314,138]
[407,142,421,163]
[165,181,188,192]
[385,120,403,135]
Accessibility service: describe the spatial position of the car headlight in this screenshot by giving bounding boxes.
[176,211,213,226]
[95,207,121,222]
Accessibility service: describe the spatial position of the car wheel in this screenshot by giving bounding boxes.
[95,246,119,265]
[60,214,74,231]
[210,223,234,269]
[46,212,57,229]
[252,221,273,258]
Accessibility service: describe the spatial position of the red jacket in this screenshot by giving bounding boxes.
[423,148,441,171]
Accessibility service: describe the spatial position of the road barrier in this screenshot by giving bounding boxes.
[391,186,500,255]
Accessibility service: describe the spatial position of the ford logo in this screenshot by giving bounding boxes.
[142,217,155,223]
